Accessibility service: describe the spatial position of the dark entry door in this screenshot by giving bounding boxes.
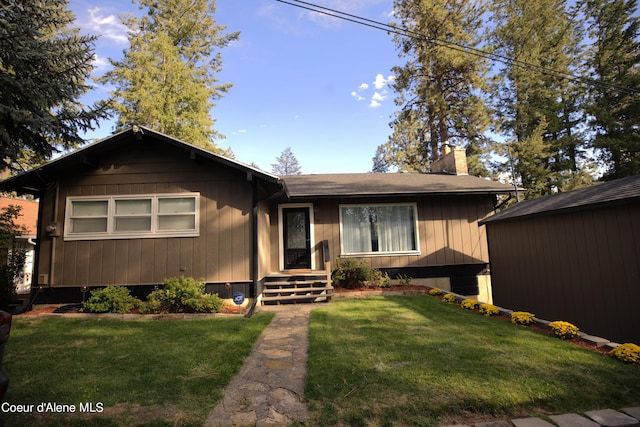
[283,207,311,270]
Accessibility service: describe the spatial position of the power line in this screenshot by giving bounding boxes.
[274,0,640,96]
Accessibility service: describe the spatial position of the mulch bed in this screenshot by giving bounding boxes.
[21,303,246,316]
[332,285,428,293]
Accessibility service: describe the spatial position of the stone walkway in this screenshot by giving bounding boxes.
[459,408,640,427]
[204,305,313,426]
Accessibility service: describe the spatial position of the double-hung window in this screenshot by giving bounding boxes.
[65,193,199,240]
[340,203,419,255]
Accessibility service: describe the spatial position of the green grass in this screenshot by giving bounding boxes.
[2,313,274,427]
[306,296,640,427]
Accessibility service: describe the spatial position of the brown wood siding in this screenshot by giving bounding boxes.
[269,195,494,273]
[39,142,254,287]
[487,203,640,344]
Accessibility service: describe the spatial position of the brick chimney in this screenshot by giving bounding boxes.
[431,145,468,175]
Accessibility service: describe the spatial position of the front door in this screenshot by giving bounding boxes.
[283,207,311,270]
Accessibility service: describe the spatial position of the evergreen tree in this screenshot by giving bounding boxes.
[488,0,587,198]
[0,0,109,171]
[377,0,491,176]
[100,0,238,152]
[271,147,302,175]
[581,0,640,180]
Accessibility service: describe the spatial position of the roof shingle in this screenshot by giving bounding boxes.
[281,173,516,198]
[481,174,640,224]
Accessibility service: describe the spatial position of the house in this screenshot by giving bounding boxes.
[480,175,640,344]
[0,197,38,294]
[0,126,515,306]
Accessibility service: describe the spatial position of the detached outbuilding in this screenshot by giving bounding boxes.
[481,175,640,344]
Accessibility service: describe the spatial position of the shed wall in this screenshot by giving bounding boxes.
[487,203,640,344]
[37,142,254,287]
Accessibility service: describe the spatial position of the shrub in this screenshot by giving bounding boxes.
[331,258,373,289]
[396,274,412,286]
[141,276,223,314]
[511,311,535,326]
[549,321,580,339]
[428,288,443,296]
[609,343,640,365]
[479,303,500,316]
[82,286,141,314]
[442,293,456,303]
[461,299,479,310]
[369,269,391,288]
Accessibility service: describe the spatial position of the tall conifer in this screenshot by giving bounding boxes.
[376,0,491,176]
[100,0,238,152]
[0,0,109,171]
[582,0,640,180]
[488,0,587,198]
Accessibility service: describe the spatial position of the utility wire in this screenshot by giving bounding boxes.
[275,0,640,96]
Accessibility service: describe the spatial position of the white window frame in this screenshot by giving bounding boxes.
[339,202,420,257]
[64,193,200,240]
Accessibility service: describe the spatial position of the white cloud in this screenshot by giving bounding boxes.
[238,129,248,133]
[351,73,395,107]
[87,7,129,45]
[373,74,386,89]
[90,53,110,75]
[372,92,385,102]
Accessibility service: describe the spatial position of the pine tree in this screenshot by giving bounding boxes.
[488,0,586,197]
[271,147,302,175]
[0,0,109,171]
[377,0,491,175]
[100,0,238,152]
[582,0,640,180]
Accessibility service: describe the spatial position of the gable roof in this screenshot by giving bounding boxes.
[481,174,640,224]
[0,126,281,195]
[281,173,516,198]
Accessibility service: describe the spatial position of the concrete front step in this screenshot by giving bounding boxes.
[440,408,640,427]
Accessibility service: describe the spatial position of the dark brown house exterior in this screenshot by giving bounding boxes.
[1,127,515,305]
[481,175,640,344]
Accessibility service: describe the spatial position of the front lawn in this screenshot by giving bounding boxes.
[306,296,640,427]
[1,313,274,427]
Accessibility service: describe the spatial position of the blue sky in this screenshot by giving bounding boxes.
[69,0,401,173]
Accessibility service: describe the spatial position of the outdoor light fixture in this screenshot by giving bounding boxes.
[45,222,59,237]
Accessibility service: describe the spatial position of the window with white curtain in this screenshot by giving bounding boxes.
[340,203,419,255]
[65,194,199,240]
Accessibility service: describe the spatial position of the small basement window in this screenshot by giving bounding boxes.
[65,193,199,240]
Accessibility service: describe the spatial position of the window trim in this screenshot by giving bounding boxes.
[339,202,420,257]
[64,193,200,240]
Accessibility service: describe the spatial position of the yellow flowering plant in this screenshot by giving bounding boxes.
[511,311,535,326]
[428,288,443,296]
[479,303,500,316]
[442,293,456,303]
[548,321,580,339]
[461,299,479,310]
[609,343,640,365]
